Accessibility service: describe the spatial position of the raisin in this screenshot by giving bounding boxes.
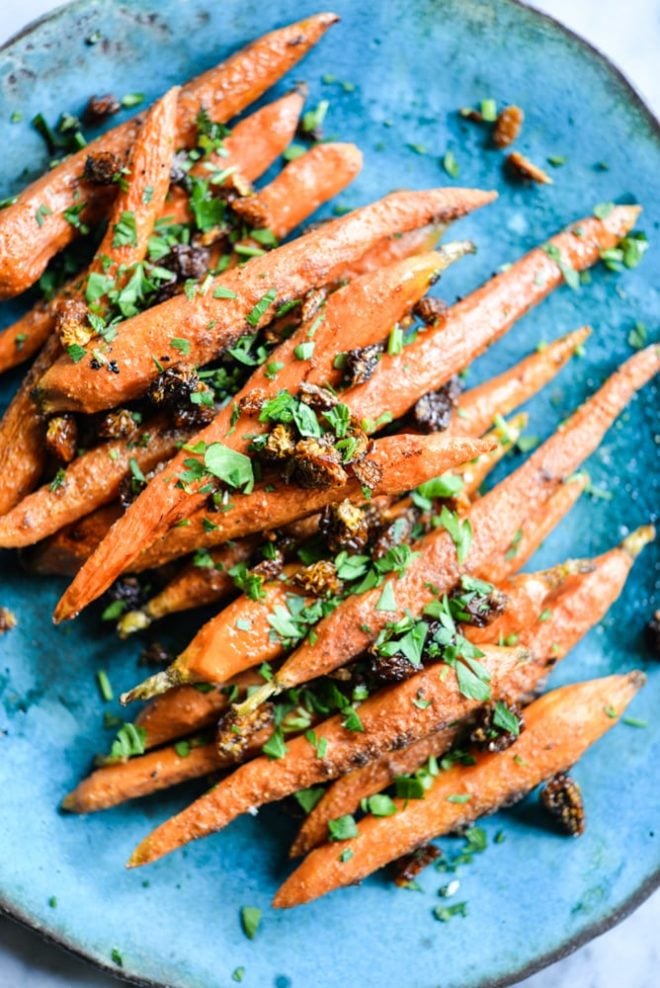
[391,844,441,887]
[319,500,370,553]
[45,414,78,464]
[292,559,343,598]
[469,701,524,752]
[84,93,121,125]
[342,342,384,387]
[413,296,448,324]
[82,150,121,185]
[412,376,462,432]
[492,105,524,148]
[540,773,585,836]
[645,610,660,656]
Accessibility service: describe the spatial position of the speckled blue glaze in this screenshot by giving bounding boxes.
[0,1,658,986]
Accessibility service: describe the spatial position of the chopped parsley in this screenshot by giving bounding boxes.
[442,151,460,178]
[246,288,277,328]
[328,814,358,841]
[240,906,262,940]
[112,210,138,248]
[439,506,472,563]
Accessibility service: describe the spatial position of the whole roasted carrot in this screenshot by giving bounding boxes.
[448,327,591,439]
[244,347,658,705]
[126,642,529,866]
[232,143,363,237]
[347,207,639,427]
[37,187,495,414]
[274,672,645,906]
[51,237,481,619]
[0,13,339,299]
[0,89,180,517]
[0,90,304,374]
[292,525,654,854]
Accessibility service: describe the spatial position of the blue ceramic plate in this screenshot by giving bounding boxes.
[0,1,658,986]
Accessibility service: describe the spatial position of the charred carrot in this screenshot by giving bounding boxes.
[274,672,644,906]
[52,236,482,619]
[37,187,495,414]
[347,208,639,427]
[126,642,529,866]
[448,327,591,439]
[0,419,185,548]
[0,13,339,298]
[232,143,363,237]
[243,347,658,706]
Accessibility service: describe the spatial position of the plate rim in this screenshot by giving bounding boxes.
[0,0,658,985]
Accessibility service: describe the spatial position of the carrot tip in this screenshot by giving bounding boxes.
[121,669,181,705]
[621,525,655,558]
[60,791,77,812]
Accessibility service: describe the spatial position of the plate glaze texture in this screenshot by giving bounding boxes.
[0,1,658,986]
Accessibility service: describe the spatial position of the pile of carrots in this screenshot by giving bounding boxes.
[0,12,656,910]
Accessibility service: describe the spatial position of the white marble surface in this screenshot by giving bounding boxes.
[0,1,658,985]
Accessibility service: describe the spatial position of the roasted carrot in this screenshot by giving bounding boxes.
[136,670,263,750]
[347,208,639,428]
[0,13,339,298]
[232,143,363,237]
[487,473,588,583]
[51,234,484,619]
[163,88,305,226]
[126,642,529,866]
[453,413,526,499]
[20,504,122,576]
[37,187,495,414]
[0,90,179,516]
[116,538,259,637]
[274,672,645,906]
[291,525,654,854]
[244,347,658,705]
[62,743,223,814]
[0,419,186,548]
[0,90,304,374]
[448,327,591,439]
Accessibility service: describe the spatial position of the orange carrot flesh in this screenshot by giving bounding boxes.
[135,669,263,749]
[348,208,639,428]
[274,672,644,906]
[51,238,484,619]
[267,347,658,694]
[288,524,654,856]
[37,187,495,415]
[0,13,339,299]
[116,538,259,637]
[233,143,363,238]
[487,473,588,583]
[448,327,591,439]
[126,643,529,866]
[453,413,526,498]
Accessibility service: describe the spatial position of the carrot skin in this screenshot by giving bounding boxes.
[348,208,639,427]
[20,504,122,576]
[0,421,186,548]
[51,237,485,618]
[448,326,591,439]
[0,13,339,298]
[268,347,658,694]
[274,672,645,906]
[126,643,529,865]
[0,89,179,516]
[233,143,363,237]
[37,187,496,414]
